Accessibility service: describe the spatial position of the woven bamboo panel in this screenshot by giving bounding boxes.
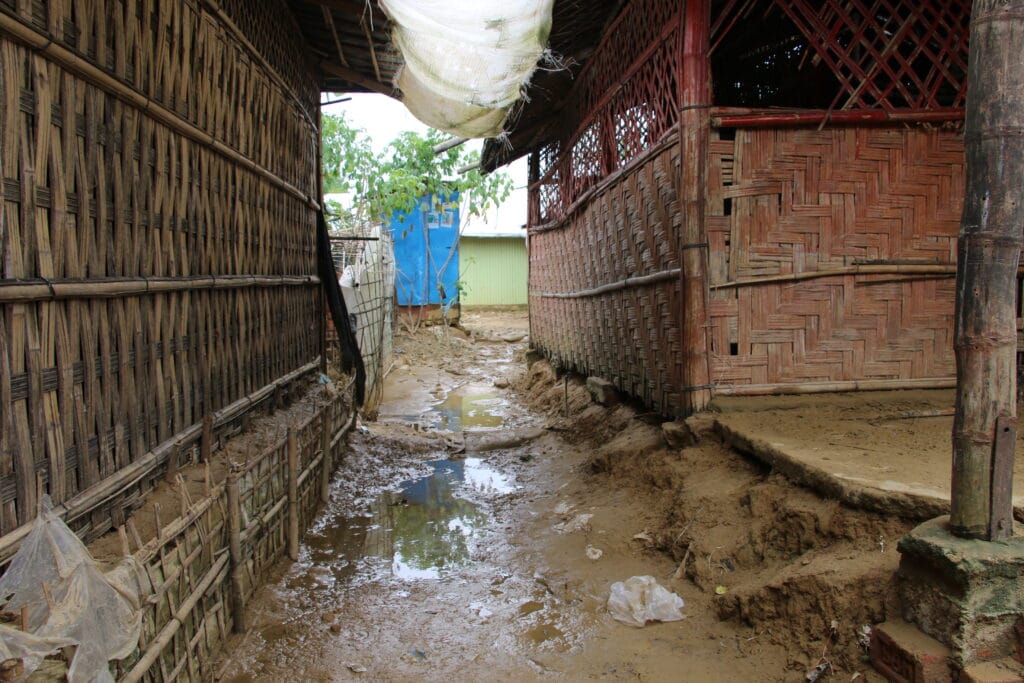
[0,0,320,535]
[707,127,965,386]
[530,142,687,415]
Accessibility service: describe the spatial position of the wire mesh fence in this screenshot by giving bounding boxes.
[328,228,396,413]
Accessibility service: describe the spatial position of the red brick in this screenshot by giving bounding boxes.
[870,620,952,683]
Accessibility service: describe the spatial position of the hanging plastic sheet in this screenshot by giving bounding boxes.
[380,0,554,138]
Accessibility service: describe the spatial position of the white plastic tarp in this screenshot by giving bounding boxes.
[0,496,148,682]
[380,0,554,138]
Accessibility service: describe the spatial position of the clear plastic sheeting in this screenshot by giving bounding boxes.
[380,0,554,138]
[607,575,686,627]
[0,496,149,682]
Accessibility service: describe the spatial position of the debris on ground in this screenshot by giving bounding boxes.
[607,576,686,627]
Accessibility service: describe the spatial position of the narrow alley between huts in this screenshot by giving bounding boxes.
[215,311,908,681]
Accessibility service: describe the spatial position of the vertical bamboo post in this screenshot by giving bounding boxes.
[200,414,214,463]
[320,406,332,504]
[226,465,246,633]
[950,0,1024,540]
[287,426,300,560]
[678,0,713,415]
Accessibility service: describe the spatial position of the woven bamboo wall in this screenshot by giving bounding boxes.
[707,127,965,388]
[0,0,321,538]
[530,139,688,414]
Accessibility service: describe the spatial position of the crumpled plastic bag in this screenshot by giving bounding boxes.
[0,496,148,682]
[607,575,685,627]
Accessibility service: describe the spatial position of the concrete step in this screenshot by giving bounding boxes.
[961,657,1024,683]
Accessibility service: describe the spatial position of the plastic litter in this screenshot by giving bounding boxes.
[607,576,685,627]
[0,496,148,682]
[380,0,555,138]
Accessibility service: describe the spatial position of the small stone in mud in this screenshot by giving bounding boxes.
[586,376,620,406]
[493,378,510,389]
[518,600,545,617]
[519,454,533,462]
[329,623,342,635]
[320,612,335,623]
[661,420,698,448]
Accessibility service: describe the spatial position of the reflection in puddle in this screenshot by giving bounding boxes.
[395,384,508,431]
[303,458,514,583]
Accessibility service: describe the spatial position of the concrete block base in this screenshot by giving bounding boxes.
[961,658,1024,683]
[897,516,1024,668]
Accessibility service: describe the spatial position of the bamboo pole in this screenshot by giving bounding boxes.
[0,275,320,304]
[714,377,958,397]
[949,0,1024,540]
[708,264,961,289]
[200,415,214,463]
[320,410,332,505]
[711,107,964,128]
[678,0,713,414]
[536,268,682,300]
[226,466,246,633]
[287,427,300,561]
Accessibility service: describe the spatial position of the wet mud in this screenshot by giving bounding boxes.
[216,311,891,682]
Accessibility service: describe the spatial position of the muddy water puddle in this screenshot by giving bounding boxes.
[302,456,516,585]
[389,382,522,431]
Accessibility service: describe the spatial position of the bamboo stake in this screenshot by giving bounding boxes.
[950,0,1024,540]
[320,410,332,505]
[200,414,213,463]
[226,466,246,633]
[287,427,299,561]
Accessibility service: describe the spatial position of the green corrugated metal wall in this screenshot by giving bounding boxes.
[459,236,528,307]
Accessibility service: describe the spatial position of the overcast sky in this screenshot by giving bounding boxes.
[322,92,528,236]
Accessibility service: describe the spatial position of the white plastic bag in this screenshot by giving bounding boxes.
[607,575,685,627]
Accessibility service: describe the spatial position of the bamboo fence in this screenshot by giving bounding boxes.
[0,0,322,544]
[105,391,355,682]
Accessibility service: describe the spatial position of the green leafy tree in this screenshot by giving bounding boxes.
[320,111,512,230]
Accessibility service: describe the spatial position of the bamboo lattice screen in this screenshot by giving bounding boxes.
[0,0,321,538]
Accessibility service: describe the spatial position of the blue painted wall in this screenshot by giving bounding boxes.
[387,193,460,308]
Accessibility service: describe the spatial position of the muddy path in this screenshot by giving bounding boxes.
[216,312,891,682]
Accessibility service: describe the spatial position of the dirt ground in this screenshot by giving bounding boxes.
[213,310,917,682]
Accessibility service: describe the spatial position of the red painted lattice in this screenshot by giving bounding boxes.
[530,0,682,226]
[774,0,969,111]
